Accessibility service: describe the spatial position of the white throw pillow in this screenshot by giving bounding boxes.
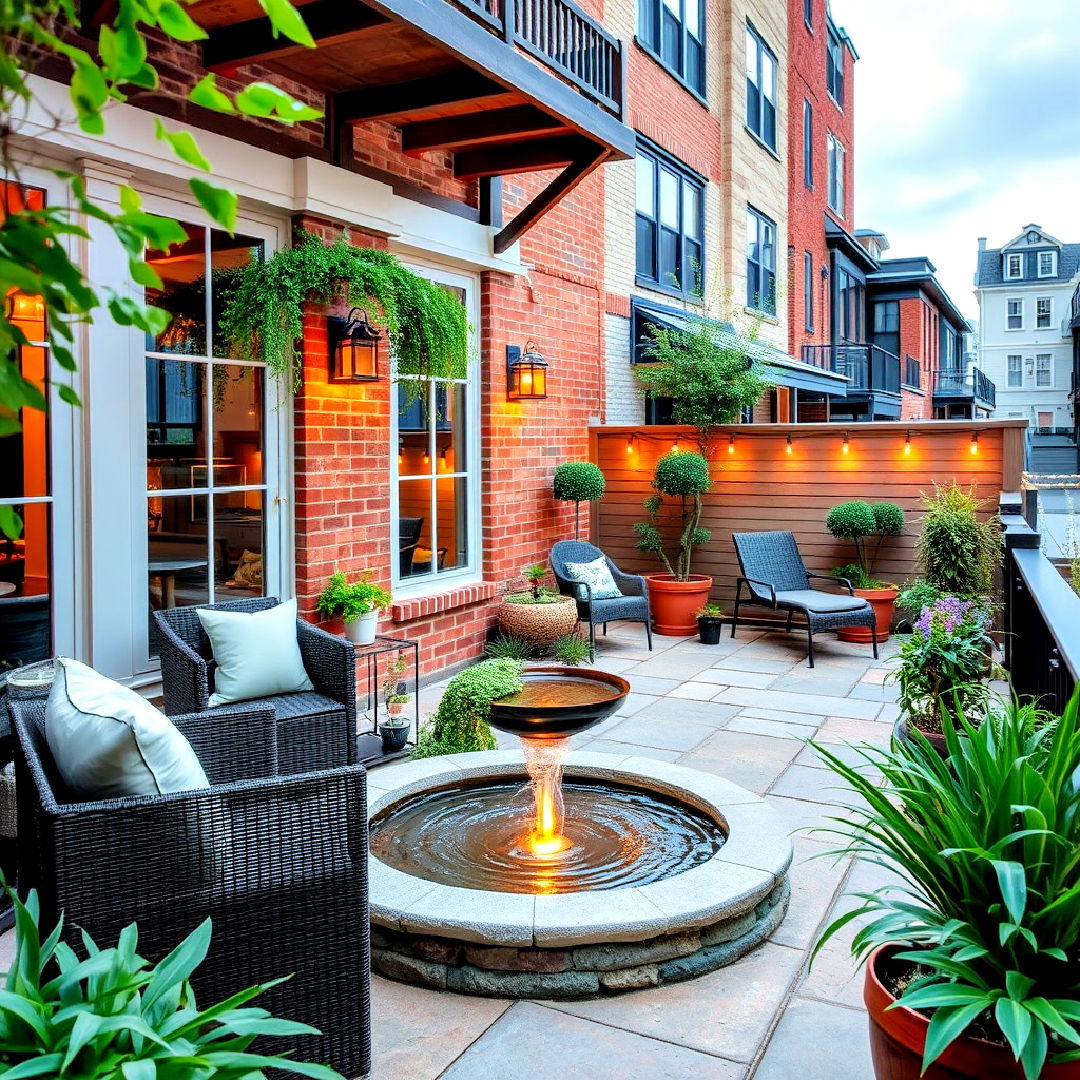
[197,598,314,707]
[564,557,622,600]
[46,658,209,798]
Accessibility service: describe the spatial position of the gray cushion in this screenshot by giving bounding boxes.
[774,590,869,614]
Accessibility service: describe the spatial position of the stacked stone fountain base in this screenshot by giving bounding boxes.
[368,750,793,1000]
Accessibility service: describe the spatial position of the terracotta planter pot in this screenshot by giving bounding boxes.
[645,574,713,636]
[892,716,950,761]
[497,595,579,646]
[837,586,897,644]
[865,946,1080,1079]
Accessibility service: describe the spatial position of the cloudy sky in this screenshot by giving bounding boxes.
[829,0,1080,319]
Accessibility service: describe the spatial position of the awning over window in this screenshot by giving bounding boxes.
[634,306,849,397]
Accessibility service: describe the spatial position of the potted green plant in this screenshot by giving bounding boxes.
[380,653,411,751]
[695,601,725,645]
[0,883,343,1079]
[496,562,579,647]
[633,451,713,635]
[811,693,1079,1080]
[916,481,1002,599]
[553,461,606,539]
[315,569,392,645]
[891,595,995,755]
[825,500,905,642]
[413,658,521,758]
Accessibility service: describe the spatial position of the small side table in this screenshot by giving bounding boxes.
[352,635,420,766]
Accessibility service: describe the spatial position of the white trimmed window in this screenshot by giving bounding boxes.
[1036,353,1053,387]
[1038,250,1057,277]
[1005,253,1023,280]
[826,132,845,216]
[1007,298,1023,330]
[1007,354,1022,387]
[1037,296,1053,329]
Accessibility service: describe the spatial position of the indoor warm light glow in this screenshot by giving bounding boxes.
[7,290,45,323]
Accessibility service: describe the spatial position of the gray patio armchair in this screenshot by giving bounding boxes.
[731,530,877,668]
[153,596,357,774]
[8,694,371,1079]
[550,540,652,660]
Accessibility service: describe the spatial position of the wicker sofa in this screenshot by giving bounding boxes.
[152,597,358,774]
[8,694,371,1079]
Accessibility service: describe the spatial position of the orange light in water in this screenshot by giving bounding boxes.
[528,781,569,856]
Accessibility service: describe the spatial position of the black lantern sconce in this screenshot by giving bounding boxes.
[506,341,548,401]
[327,307,381,383]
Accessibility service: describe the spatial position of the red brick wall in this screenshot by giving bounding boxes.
[786,0,856,356]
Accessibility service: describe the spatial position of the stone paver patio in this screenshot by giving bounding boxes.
[370,624,902,1080]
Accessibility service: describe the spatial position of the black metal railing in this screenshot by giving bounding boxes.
[800,343,901,396]
[455,0,624,114]
[1072,279,1080,328]
[1002,499,1080,712]
[902,354,921,390]
[933,366,997,409]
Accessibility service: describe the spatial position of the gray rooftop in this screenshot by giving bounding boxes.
[976,242,1080,288]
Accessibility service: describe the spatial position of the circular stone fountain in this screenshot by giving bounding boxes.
[368,667,792,999]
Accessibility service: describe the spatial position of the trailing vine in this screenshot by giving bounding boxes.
[219,233,468,403]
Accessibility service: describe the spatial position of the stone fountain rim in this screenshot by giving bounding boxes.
[367,749,794,948]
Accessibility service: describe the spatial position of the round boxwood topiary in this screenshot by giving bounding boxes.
[653,451,710,497]
[826,500,905,589]
[826,501,878,541]
[553,461,605,538]
[871,501,905,536]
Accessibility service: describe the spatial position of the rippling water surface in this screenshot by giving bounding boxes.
[369,779,726,894]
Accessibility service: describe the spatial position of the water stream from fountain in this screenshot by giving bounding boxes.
[521,734,570,856]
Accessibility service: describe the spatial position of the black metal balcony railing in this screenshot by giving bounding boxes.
[459,0,624,113]
[801,344,901,396]
[902,355,921,390]
[933,366,997,410]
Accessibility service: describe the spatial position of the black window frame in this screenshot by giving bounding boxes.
[635,141,706,298]
[746,205,777,317]
[803,99,813,188]
[637,0,706,99]
[803,251,814,332]
[745,22,778,152]
[826,24,845,108]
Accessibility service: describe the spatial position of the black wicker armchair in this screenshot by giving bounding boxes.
[153,597,357,774]
[8,695,371,1079]
[731,530,877,668]
[551,540,652,660]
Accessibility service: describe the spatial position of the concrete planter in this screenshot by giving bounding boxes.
[496,595,578,646]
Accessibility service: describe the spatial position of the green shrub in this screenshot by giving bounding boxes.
[825,500,904,588]
[551,633,591,666]
[412,659,519,758]
[812,691,1080,1079]
[633,452,712,581]
[0,885,343,1079]
[916,482,1001,598]
[315,570,392,623]
[896,578,945,618]
[553,462,605,503]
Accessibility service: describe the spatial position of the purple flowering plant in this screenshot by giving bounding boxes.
[895,595,994,732]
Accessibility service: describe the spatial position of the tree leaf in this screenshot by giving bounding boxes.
[153,119,212,172]
[156,0,208,41]
[57,384,81,407]
[189,74,235,114]
[258,0,316,47]
[189,179,237,233]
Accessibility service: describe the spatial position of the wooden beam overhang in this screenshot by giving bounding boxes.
[333,72,512,124]
[453,134,595,178]
[401,106,566,155]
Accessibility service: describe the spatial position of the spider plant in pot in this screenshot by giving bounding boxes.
[695,601,725,645]
[825,500,904,642]
[890,595,995,756]
[315,569,392,645]
[496,562,579,647]
[811,692,1078,1080]
[633,451,713,636]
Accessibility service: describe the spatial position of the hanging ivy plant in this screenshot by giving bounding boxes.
[219,233,468,401]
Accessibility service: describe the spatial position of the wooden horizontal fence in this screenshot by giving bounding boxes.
[589,421,1026,610]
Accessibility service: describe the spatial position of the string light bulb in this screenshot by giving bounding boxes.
[626,435,634,455]
[672,439,679,452]
[785,433,793,456]
[841,432,850,455]
[970,431,979,455]
[439,447,448,471]
[904,431,912,456]
[727,433,735,455]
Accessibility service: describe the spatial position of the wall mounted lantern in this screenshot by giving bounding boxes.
[506,341,548,401]
[327,307,381,383]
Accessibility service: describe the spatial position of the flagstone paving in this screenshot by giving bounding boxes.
[377,624,903,1079]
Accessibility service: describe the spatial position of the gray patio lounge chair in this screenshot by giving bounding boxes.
[551,540,652,660]
[153,596,357,773]
[8,694,371,1079]
[731,530,877,668]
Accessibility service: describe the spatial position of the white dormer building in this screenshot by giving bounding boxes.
[975,224,1080,433]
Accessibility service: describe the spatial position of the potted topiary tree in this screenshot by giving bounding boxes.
[315,569,392,645]
[553,461,605,539]
[825,500,905,642]
[633,451,713,635]
[496,562,579,646]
